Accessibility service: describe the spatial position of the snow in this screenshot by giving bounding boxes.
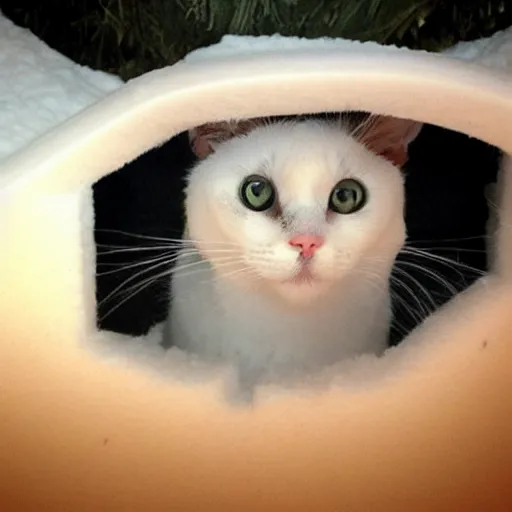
[184,33,410,63]
[444,26,512,71]
[185,28,512,72]
[0,13,122,163]
[0,10,510,164]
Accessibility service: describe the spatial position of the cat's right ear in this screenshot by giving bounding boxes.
[357,115,423,168]
[188,118,264,159]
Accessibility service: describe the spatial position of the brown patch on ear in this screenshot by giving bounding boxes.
[357,115,423,167]
[188,118,266,159]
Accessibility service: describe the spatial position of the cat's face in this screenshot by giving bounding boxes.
[185,117,420,304]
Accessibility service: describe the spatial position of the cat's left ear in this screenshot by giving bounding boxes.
[358,116,423,167]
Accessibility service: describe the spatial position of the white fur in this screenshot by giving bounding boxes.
[165,121,405,381]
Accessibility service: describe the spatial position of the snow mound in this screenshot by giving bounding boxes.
[0,13,122,163]
[445,26,512,71]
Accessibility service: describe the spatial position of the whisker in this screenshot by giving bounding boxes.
[99,270,171,320]
[411,247,487,254]
[97,246,239,257]
[400,246,486,277]
[355,257,425,314]
[98,257,175,308]
[389,280,426,325]
[105,255,244,304]
[396,265,441,308]
[390,268,435,317]
[95,228,241,247]
[389,322,410,339]
[407,234,491,244]
[389,299,415,337]
[95,228,183,243]
[96,251,176,277]
[401,250,476,278]
[99,256,247,319]
[395,260,460,296]
[100,253,231,306]
[171,256,243,275]
[97,245,182,256]
[356,265,421,338]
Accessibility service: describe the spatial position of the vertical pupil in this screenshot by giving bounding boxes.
[337,188,354,203]
[251,182,265,197]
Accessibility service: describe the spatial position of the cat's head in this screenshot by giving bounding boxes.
[184,115,422,304]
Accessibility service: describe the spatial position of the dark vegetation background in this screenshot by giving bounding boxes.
[1,1,511,79]
[0,1,509,344]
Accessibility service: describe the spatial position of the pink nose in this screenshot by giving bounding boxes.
[288,234,325,258]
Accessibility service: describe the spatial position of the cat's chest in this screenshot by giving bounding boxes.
[215,286,363,362]
[169,253,390,369]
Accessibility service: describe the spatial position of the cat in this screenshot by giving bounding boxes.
[164,113,422,385]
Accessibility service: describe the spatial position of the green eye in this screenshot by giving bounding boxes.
[329,179,367,214]
[239,175,276,212]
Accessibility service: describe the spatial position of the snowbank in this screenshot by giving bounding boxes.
[0,13,122,163]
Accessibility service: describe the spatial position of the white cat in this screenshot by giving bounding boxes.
[164,114,422,383]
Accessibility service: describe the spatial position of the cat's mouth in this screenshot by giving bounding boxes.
[285,263,317,286]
